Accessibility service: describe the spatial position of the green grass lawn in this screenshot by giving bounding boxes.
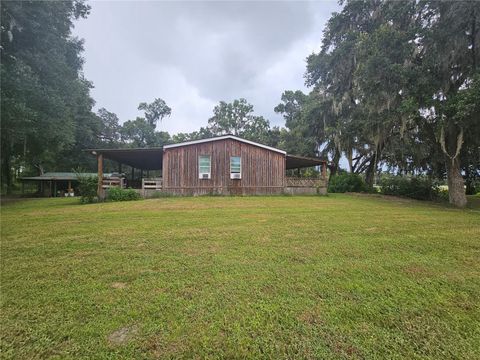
[1,194,479,359]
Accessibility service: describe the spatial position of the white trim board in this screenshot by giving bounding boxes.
[163,135,287,155]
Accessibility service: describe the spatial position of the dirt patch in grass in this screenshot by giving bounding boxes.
[403,265,431,278]
[107,325,138,345]
[298,309,325,326]
[111,282,128,289]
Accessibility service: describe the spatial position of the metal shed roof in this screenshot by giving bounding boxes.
[20,172,111,181]
[163,135,287,155]
[285,154,327,170]
[87,148,164,170]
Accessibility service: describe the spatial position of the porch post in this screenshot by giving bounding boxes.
[97,153,104,200]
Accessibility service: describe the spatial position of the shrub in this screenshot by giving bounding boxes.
[106,187,141,201]
[328,173,368,193]
[379,175,439,201]
[76,174,98,204]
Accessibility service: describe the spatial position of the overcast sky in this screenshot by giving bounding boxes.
[73,1,340,134]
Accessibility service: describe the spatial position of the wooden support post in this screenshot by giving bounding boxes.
[53,181,57,197]
[131,167,135,181]
[97,153,104,200]
[321,162,327,179]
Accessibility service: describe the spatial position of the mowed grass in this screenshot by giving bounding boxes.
[1,195,479,359]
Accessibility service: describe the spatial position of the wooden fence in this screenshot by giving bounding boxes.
[285,177,327,187]
[102,177,124,189]
[142,178,163,190]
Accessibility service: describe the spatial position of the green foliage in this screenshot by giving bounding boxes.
[328,173,367,193]
[138,98,171,127]
[300,0,480,206]
[76,173,98,204]
[106,187,140,202]
[0,0,95,192]
[207,98,274,144]
[379,176,440,201]
[97,108,121,143]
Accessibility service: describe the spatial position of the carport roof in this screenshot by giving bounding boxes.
[285,154,327,170]
[87,148,163,170]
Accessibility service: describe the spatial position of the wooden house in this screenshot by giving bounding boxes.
[89,135,327,197]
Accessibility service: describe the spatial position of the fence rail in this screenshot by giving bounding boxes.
[102,177,124,189]
[285,177,327,187]
[142,178,163,190]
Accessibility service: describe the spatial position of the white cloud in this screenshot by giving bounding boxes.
[73,0,340,133]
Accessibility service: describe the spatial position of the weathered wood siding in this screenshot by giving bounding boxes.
[162,139,285,195]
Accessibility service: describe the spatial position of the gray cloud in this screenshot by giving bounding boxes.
[73,0,339,133]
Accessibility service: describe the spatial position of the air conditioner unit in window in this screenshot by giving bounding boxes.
[230,173,241,179]
[200,173,211,179]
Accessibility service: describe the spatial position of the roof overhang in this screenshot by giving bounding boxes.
[20,172,110,181]
[163,135,287,155]
[87,148,163,170]
[286,154,327,170]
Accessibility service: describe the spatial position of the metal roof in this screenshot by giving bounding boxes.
[285,154,327,170]
[163,135,287,155]
[87,148,164,170]
[20,172,112,181]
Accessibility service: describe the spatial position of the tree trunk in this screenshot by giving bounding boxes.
[446,157,467,208]
[328,149,341,180]
[365,157,376,188]
[1,152,12,194]
[464,166,476,195]
[346,147,353,173]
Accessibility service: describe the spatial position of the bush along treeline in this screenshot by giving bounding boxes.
[379,176,442,201]
[76,173,98,204]
[327,173,448,202]
[106,188,140,202]
[327,173,369,194]
[75,170,140,203]
[1,1,479,207]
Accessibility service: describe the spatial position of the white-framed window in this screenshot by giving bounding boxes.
[199,155,211,179]
[230,156,241,179]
